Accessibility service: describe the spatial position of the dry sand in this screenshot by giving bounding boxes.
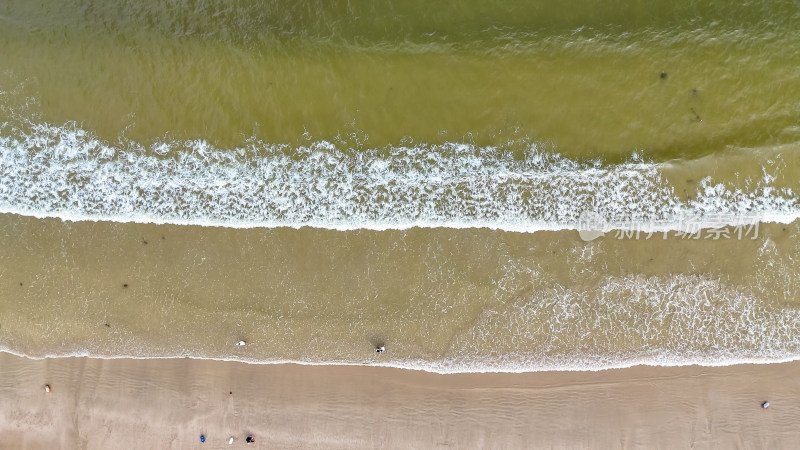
[0,353,798,449]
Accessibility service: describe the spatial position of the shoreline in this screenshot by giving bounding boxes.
[4,348,800,375]
[2,353,799,448]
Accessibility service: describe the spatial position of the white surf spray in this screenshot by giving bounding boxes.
[0,120,797,231]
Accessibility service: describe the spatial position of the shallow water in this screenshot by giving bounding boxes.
[0,215,798,372]
[0,0,798,372]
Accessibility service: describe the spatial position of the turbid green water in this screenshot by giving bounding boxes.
[0,0,798,371]
[2,0,800,158]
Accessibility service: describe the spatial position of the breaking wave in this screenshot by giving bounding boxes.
[0,120,797,231]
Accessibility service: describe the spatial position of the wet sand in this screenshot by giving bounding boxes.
[1,354,798,449]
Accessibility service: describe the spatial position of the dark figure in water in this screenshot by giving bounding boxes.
[246,435,255,443]
[375,345,385,353]
[660,72,667,79]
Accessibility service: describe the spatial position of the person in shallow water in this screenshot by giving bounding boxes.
[375,346,385,353]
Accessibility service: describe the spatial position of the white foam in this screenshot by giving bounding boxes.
[0,121,797,231]
[2,347,800,375]
[449,273,800,370]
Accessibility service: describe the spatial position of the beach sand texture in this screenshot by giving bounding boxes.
[1,354,798,449]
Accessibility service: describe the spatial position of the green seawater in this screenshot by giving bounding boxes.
[0,0,799,372]
[1,0,799,160]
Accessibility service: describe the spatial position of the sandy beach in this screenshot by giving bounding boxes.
[1,354,798,449]
[2,1,799,448]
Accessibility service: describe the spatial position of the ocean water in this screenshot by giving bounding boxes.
[0,0,798,372]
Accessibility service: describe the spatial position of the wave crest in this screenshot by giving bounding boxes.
[0,121,797,231]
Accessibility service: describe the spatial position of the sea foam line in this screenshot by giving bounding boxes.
[3,347,800,374]
[0,121,797,231]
